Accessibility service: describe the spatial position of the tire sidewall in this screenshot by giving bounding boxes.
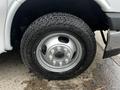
[21,13,96,79]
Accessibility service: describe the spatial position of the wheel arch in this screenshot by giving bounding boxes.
[5,0,109,50]
[5,0,26,50]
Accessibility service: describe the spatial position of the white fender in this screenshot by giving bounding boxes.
[94,0,111,12]
[4,0,26,51]
[0,0,7,54]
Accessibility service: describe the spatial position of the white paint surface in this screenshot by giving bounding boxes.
[95,0,120,12]
[107,0,120,12]
[0,0,7,54]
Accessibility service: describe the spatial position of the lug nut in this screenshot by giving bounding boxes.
[53,60,56,65]
[64,48,67,52]
[51,49,55,54]
[67,53,71,58]
[59,62,63,66]
[57,46,62,51]
[49,55,53,60]
[65,59,69,63]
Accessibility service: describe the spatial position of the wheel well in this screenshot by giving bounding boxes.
[11,0,108,49]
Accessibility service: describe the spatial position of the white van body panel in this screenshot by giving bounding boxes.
[0,0,7,53]
[0,0,120,54]
[95,0,120,12]
[95,0,111,12]
[5,0,26,51]
[105,0,120,12]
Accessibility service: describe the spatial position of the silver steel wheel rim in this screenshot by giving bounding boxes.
[36,33,83,72]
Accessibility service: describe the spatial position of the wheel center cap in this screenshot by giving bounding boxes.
[55,51,65,59]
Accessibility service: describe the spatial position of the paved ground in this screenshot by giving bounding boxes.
[0,33,120,90]
[0,52,31,90]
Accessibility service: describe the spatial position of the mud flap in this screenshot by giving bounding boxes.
[103,31,120,58]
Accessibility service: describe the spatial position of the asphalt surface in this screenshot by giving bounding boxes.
[0,44,120,90]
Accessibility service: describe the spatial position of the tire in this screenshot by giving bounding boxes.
[20,13,96,80]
